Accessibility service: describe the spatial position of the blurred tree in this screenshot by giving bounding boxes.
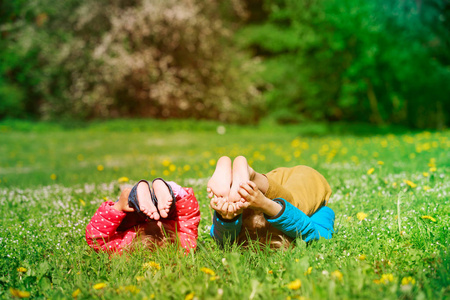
[0,0,262,122]
[238,0,450,128]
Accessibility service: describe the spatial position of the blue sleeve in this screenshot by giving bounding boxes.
[265,199,335,242]
[210,212,242,245]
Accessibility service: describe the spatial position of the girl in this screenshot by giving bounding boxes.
[86,178,200,254]
[208,156,335,248]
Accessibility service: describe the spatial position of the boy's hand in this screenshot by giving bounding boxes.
[113,188,135,212]
[238,181,282,217]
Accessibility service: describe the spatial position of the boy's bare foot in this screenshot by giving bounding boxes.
[229,156,252,203]
[152,179,174,218]
[238,181,282,217]
[207,156,232,199]
[137,181,160,220]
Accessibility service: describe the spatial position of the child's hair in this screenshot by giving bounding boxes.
[130,222,177,251]
[237,209,293,249]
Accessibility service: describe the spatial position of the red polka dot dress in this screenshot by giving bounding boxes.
[85,186,200,254]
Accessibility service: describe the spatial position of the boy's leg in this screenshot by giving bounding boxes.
[230,156,294,206]
[207,156,232,199]
[229,156,251,202]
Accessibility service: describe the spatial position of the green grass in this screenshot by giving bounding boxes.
[0,119,449,299]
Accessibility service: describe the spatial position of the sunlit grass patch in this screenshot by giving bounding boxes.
[0,120,449,299]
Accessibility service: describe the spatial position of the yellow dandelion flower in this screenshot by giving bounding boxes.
[135,276,145,282]
[169,164,176,172]
[287,279,302,290]
[358,254,366,260]
[423,186,431,191]
[185,292,195,300]
[50,174,57,180]
[200,267,215,276]
[210,276,219,281]
[79,199,86,206]
[357,212,368,221]
[97,165,104,171]
[367,168,375,175]
[331,270,343,282]
[93,282,107,290]
[421,215,436,222]
[304,267,313,275]
[118,177,129,183]
[77,154,84,161]
[163,170,170,176]
[404,180,417,188]
[379,273,394,284]
[392,182,397,188]
[124,285,140,294]
[347,216,353,221]
[9,288,30,298]
[401,276,416,286]
[377,161,384,165]
[17,267,27,273]
[183,165,191,171]
[291,139,301,147]
[422,172,429,177]
[429,167,437,172]
[72,288,81,298]
[143,261,161,270]
[162,159,171,167]
[268,270,273,274]
[295,258,300,262]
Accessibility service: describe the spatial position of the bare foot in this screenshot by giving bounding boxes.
[229,156,251,203]
[137,181,160,220]
[238,181,282,217]
[152,179,174,218]
[207,156,232,199]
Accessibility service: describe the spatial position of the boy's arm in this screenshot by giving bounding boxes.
[210,212,243,245]
[265,199,335,242]
[85,201,137,253]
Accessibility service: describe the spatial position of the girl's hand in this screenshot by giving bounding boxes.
[113,188,135,212]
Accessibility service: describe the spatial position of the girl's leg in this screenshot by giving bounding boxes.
[152,180,174,219]
[207,156,232,199]
[136,181,160,220]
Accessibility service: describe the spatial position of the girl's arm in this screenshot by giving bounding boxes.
[172,187,201,253]
[265,199,335,242]
[85,201,137,253]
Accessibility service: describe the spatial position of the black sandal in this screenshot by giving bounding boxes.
[151,178,177,217]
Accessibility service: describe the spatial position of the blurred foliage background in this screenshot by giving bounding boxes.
[0,0,449,128]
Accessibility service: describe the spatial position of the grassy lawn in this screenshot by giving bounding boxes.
[0,119,449,299]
